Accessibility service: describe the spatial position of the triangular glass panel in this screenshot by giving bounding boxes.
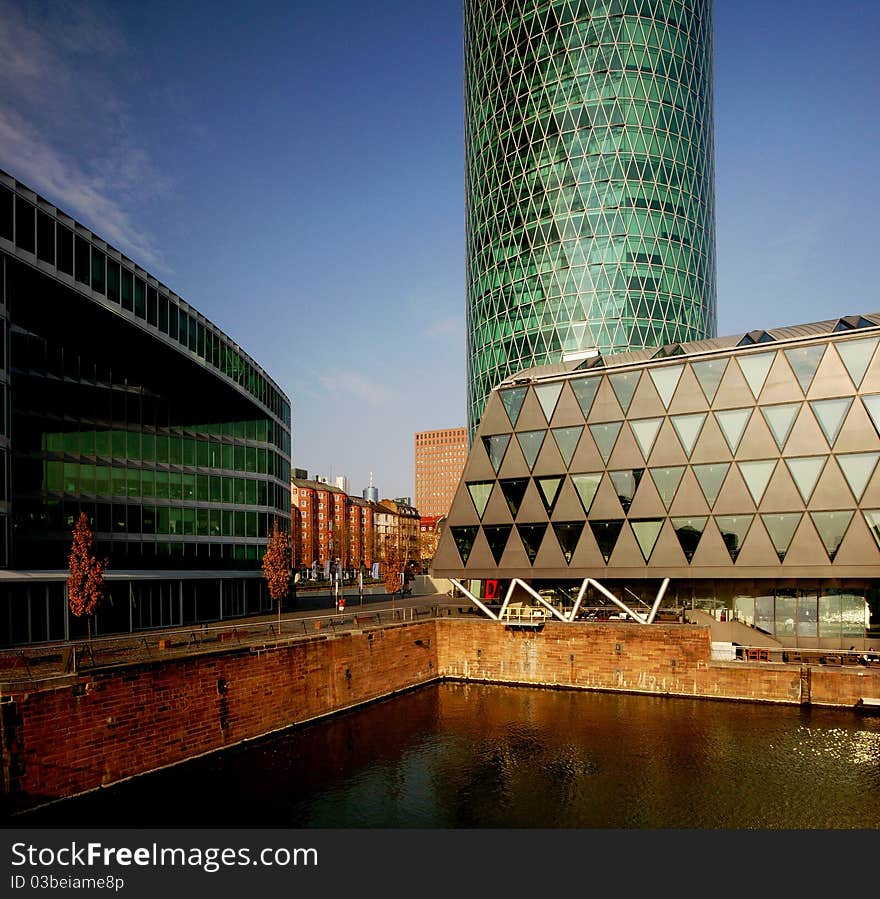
[738,460,777,505]
[737,351,775,399]
[450,525,479,565]
[671,516,707,563]
[809,511,854,562]
[761,403,800,451]
[517,430,546,470]
[834,316,876,332]
[500,387,528,428]
[570,376,601,418]
[499,478,529,518]
[649,364,684,409]
[571,472,602,514]
[589,519,625,564]
[809,397,853,447]
[784,456,826,503]
[715,408,752,453]
[535,382,563,422]
[589,421,622,464]
[760,513,802,562]
[836,336,878,389]
[482,433,511,474]
[551,426,583,467]
[784,345,826,394]
[516,522,547,565]
[609,469,644,514]
[630,417,662,461]
[863,394,880,436]
[553,521,585,565]
[692,358,728,404]
[715,514,753,563]
[862,510,880,550]
[536,476,564,514]
[693,462,730,508]
[837,452,880,502]
[649,466,685,510]
[630,519,663,562]
[482,524,512,565]
[467,481,494,519]
[608,371,640,414]
[670,412,706,458]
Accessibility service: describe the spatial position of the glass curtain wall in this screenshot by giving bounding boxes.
[465,0,717,436]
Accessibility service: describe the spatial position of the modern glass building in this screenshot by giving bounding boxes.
[465,0,717,438]
[436,313,880,650]
[0,171,292,644]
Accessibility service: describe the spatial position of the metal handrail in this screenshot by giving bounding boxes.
[0,604,444,687]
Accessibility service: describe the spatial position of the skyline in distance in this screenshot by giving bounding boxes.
[2,0,879,501]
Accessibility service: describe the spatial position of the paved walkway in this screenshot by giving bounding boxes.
[0,589,467,689]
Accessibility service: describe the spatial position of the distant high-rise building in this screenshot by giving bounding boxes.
[465,0,717,437]
[415,427,468,517]
[335,475,350,495]
[362,471,379,503]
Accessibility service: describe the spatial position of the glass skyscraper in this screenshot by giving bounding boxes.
[465,0,717,438]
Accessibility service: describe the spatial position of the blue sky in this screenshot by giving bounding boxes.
[1,1,878,501]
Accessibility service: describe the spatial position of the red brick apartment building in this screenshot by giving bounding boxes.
[291,478,374,574]
[414,427,468,517]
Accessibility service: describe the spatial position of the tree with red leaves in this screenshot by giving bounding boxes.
[380,537,404,600]
[67,511,107,639]
[262,519,291,628]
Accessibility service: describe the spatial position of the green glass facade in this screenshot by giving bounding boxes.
[465,0,717,438]
[0,172,292,644]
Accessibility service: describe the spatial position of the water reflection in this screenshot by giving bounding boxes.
[16,684,880,828]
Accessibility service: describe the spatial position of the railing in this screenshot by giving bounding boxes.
[0,604,444,688]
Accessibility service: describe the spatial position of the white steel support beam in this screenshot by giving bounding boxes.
[450,579,499,621]
[514,579,568,622]
[566,579,591,622]
[646,578,671,624]
[587,578,647,624]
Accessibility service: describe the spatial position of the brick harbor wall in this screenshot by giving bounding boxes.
[0,622,439,812]
[3,618,880,811]
[437,620,880,707]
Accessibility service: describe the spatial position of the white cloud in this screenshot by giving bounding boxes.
[424,316,462,338]
[317,370,396,407]
[0,0,169,272]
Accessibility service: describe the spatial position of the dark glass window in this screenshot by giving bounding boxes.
[188,315,197,351]
[134,278,146,318]
[197,323,205,359]
[120,269,133,310]
[106,259,119,302]
[158,294,168,332]
[14,196,35,252]
[57,224,73,275]
[36,211,55,264]
[0,185,12,241]
[147,286,157,326]
[168,303,179,340]
[75,236,90,285]
[178,312,189,347]
[91,249,105,294]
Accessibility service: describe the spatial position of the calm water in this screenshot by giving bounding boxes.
[15,683,880,828]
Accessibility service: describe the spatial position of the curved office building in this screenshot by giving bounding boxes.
[0,171,292,644]
[466,0,717,437]
[436,313,880,650]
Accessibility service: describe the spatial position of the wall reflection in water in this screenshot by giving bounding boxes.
[18,683,880,828]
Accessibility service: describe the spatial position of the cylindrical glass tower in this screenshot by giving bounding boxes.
[465,0,717,438]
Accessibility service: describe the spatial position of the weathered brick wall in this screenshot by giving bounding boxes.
[434,620,880,708]
[1,623,438,811]
[3,618,880,812]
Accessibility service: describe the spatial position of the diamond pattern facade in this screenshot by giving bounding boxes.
[437,315,880,645]
[465,0,717,438]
